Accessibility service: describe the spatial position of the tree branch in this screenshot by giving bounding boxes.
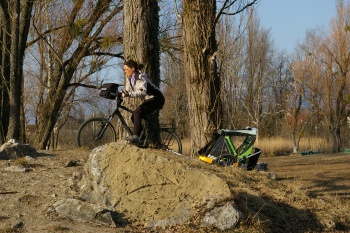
[215,0,259,26]
[68,83,101,89]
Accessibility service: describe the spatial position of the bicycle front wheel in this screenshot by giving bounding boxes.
[76,117,116,149]
[159,129,182,154]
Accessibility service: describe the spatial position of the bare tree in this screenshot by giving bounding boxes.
[322,0,350,152]
[293,0,350,152]
[288,59,309,153]
[0,0,34,143]
[30,0,123,149]
[216,8,248,129]
[159,1,188,137]
[241,10,273,138]
[263,51,291,137]
[161,51,188,137]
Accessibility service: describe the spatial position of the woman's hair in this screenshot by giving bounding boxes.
[124,59,144,71]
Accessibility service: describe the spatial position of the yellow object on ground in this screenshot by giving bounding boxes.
[199,156,213,164]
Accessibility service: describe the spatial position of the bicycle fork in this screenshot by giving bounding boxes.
[94,116,114,141]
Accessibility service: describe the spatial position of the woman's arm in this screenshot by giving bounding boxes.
[125,74,147,98]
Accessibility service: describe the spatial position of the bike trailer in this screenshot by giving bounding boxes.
[198,127,261,170]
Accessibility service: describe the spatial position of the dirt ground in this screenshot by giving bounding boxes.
[0,147,349,232]
[0,149,121,233]
[261,152,350,200]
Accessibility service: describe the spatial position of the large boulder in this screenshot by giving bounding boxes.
[74,142,241,229]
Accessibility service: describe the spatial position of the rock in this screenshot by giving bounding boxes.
[4,166,31,173]
[320,218,336,231]
[24,156,35,161]
[201,202,242,230]
[64,159,80,167]
[77,142,236,229]
[53,198,117,226]
[66,171,84,191]
[267,172,277,180]
[0,139,39,160]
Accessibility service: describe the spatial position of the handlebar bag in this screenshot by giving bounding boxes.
[99,83,119,99]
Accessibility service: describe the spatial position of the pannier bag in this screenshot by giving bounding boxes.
[99,83,119,99]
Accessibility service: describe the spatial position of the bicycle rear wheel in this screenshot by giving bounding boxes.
[159,128,182,154]
[76,117,116,149]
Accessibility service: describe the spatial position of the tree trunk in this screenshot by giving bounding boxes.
[34,66,66,149]
[291,92,302,154]
[7,0,21,140]
[0,4,11,143]
[122,0,160,137]
[123,0,160,81]
[182,0,222,155]
[0,0,34,143]
[291,134,299,154]
[18,0,34,143]
[331,127,341,153]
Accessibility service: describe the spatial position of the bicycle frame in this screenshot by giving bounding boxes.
[98,96,157,142]
[102,97,134,138]
[77,88,182,154]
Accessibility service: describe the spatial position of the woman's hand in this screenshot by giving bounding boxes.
[121,90,128,98]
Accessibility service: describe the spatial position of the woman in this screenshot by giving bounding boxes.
[121,59,165,143]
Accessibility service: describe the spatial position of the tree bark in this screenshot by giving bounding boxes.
[123,0,160,81]
[331,128,341,153]
[182,0,222,155]
[0,0,34,143]
[122,0,160,138]
[0,3,11,143]
[7,0,22,140]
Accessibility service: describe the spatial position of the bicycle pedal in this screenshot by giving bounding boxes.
[134,140,146,148]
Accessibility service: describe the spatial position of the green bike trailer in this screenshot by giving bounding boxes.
[198,127,261,169]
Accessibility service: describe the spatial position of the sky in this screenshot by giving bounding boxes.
[256,0,337,53]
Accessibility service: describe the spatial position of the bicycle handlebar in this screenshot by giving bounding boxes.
[116,93,124,106]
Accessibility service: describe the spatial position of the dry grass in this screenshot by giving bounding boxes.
[13,157,30,168]
[182,136,332,157]
[256,137,332,156]
[53,124,333,157]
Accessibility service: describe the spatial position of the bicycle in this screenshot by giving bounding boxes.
[76,84,182,154]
